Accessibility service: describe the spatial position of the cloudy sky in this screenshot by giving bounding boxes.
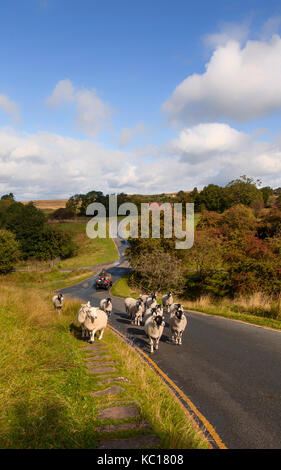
[1,0,281,200]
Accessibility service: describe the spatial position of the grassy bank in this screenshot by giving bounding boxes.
[111,275,281,331]
[0,273,208,449]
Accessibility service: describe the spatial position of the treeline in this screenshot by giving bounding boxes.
[0,194,77,273]
[63,176,275,218]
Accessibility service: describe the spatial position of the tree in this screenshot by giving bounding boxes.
[1,193,14,200]
[224,176,263,208]
[129,247,184,294]
[260,186,274,206]
[198,184,226,212]
[221,204,257,237]
[0,229,21,273]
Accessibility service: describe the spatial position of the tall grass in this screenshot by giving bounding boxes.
[0,283,102,448]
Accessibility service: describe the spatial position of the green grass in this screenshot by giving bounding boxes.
[55,221,118,270]
[111,274,138,299]
[111,275,281,331]
[185,304,281,330]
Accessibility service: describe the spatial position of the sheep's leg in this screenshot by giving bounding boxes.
[155,337,160,350]
[99,328,105,340]
[89,330,96,343]
[149,337,154,354]
[178,331,183,345]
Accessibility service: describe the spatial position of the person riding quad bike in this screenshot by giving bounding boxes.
[95,268,112,290]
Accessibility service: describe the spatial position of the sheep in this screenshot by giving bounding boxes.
[143,304,164,324]
[77,301,92,338]
[83,307,108,343]
[169,307,187,346]
[131,301,144,326]
[146,293,157,309]
[144,314,165,354]
[52,293,64,312]
[124,297,137,315]
[162,292,173,313]
[100,297,113,318]
[170,303,184,316]
[124,297,144,320]
[143,306,158,325]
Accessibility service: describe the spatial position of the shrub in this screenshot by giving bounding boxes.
[0,230,21,273]
[48,208,75,220]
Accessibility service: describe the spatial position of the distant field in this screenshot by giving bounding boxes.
[21,199,68,210]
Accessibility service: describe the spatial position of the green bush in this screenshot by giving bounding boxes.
[0,230,21,273]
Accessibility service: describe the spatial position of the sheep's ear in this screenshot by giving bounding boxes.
[87,301,90,307]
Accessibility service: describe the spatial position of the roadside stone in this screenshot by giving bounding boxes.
[88,366,117,374]
[99,377,131,385]
[96,422,152,433]
[82,344,107,351]
[98,405,139,420]
[87,361,116,368]
[98,434,161,449]
[89,386,125,397]
[86,357,112,364]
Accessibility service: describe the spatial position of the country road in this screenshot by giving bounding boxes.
[61,234,281,449]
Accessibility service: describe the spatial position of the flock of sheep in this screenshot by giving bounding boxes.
[52,291,187,354]
[125,292,187,353]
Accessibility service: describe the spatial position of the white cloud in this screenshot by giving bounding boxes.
[204,21,250,49]
[163,35,281,123]
[2,122,281,200]
[47,79,113,137]
[47,79,75,108]
[117,122,146,147]
[0,94,20,122]
[166,122,281,185]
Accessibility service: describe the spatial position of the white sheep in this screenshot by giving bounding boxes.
[143,306,158,325]
[162,292,173,313]
[144,314,165,354]
[77,301,91,338]
[146,293,157,309]
[131,301,143,326]
[124,297,144,320]
[100,297,113,318]
[143,304,164,325]
[83,307,108,343]
[52,293,64,313]
[170,303,184,316]
[169,307,187,345]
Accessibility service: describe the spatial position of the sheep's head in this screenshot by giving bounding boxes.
[151,307,157,316]
[154,315,164,327]
[58,293,63,301]
[152,293,156,300]
[156,305,163,315]
[175,309,184,320]
[168,292,172,297]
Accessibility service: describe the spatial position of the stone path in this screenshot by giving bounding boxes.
[82,341,161,449]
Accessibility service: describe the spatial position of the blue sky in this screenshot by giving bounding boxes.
[1,0,281,199]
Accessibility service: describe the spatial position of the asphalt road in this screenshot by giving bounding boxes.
[61,236,281,449]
